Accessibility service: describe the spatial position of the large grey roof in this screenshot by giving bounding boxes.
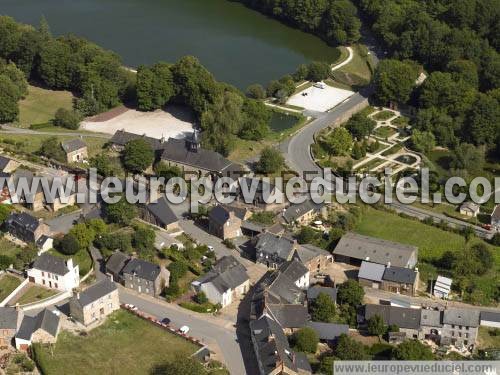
[266,304,309,328]
[196,255,249,294]
[307,286,337,303]
[278,259,308,283]
[146,197,178,227]
[122,258,161,282]
[283,200,324,223]
[72,279,117,308]
[365,304,421,330]
[333,232,417,268]
[443,309,480,327]
[294,244,330,264]
[0,307,19,329]
[110,130,166,151]
[256,233,296,261]
[382,266,417,284]
[209,205,233,226]
[306,321,349,340]
[31,253,70,276]
[420,309,443,327]
[481,311,500,323]
[6,212,40,233]
[161,138,233,173]
[61,139,87,153]
[358,261,386,282]
[250,316,298,374]
[16,309,59,340]
[106,251,130,275]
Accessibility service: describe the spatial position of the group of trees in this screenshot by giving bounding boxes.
[0,16,135,117]
[0,60,28,122]
[58,219,107,255]
[237,0,361,46]
[136,56,271,156]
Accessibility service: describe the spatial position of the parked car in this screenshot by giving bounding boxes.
[161,317,171,325]
[179,325,190,334]
[313,82,326,89]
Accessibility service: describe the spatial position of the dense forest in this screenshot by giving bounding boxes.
[361,0,500,163]
[0,16,271,156]
[235,0,362,46]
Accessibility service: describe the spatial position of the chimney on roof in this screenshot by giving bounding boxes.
[15,303,20,311]
[387,261,391,268]
[76,292,80,299]
[66,258,74,270]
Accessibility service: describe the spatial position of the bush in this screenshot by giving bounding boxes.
[292,327,319,353]
[246,84,266,99]
[195,291,208,304]
[58,233,80,255]
[168,261,188,282]
[307,61,331,82]
[0,255,14,270]
[222,238,236,249]
[257,146,285,174]
[54,108,81,130]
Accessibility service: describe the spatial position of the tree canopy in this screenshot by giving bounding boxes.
[123,139,155,173]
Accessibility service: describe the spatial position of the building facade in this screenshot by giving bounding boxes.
[27,254,80,292]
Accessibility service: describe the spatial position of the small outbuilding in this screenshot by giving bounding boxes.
[460,202,480,217]
[433,275,452,299]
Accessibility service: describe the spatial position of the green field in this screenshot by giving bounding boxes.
[14,284,58,305]
[17,85,74,128]
[32,309,199,375]
[0,275,22,302]
[0,238,22,259]
[372,110,395,121]
[477,327,500,350]
[355,207,499,263]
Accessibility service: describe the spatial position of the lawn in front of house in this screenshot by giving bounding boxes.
[32,309,199,375]
[14,284,58,305]
[0,274,22,302]
[17,85,74,128]
[477,327,500,350]
[0,237,23,259]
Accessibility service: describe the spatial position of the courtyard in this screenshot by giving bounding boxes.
[286,82,355,112]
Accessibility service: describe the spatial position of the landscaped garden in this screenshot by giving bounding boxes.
[0,274,22,302]
[14,284,58,305]
[32,309,200,375]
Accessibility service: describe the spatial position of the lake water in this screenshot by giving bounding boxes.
[0,0,340,89]
[270,111,300,133]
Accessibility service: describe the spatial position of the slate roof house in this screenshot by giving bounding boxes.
[254,233,299,269]
[208,204,244,240]
[122,258,168,297]
[5,212,50,244]
[441,309,480,349]
[363,304,421,340]
[27,253,80,292]
[15,309,60,351]
[282,200,327,226]
[110,130,167,156]
[10,169,45,211]
[191,255,250,308]
[306,285,337,305]
[278,259,310,290]
[61,139,88,163]
[419,309,443,343]
[139,196,179,232]
[306,321,349,343]
[234,177,286,212]
[105,251,131,283]
[358,261,419,296]
[250,316,312,375]
[69,279,120,326]
[293,244,333,274]
[333,232,418,268]
[0,307,23,348]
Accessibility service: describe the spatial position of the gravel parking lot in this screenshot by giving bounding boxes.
[287,83,354,112]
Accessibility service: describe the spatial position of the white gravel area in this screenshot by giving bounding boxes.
[81,105,194,139]
[287,83,354,112]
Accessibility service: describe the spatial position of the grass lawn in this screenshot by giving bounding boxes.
[0,275,22,302]
[355,206,500,263]
[373,126,396,138]
[334,44,372,88]
[17,85,74,128]
[477,327,500,350]
[48,248,93,277]
[32,309,199,375]
[15,284,58,305]
[372,110,395,121]
[392,116,410,127]
[0,237,23,259]
[0,134,107,159]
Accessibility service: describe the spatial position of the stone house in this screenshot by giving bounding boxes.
[0,307,23,348]
[191,255,250,308]
[140,196,180,232]
[363,304,421,340]
[10,169,45,211]
[208,205,244,240]
[15,309,60,351]
[293,244,333,275]
[27,253,80,292]
[105,251,131,283]
[5,212,50,244]
[122,258,168,297]
[254,233,299,269]
[61,139,88,163]
[358,261,419,296]
[441,309,479,349]
[419,309,443,343]
[282,200,327,226]
[69,279,119,326]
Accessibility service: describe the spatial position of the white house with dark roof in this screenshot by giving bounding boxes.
[333,232,418,268]
[15,309,60,351]
[191,255,249,308]
[27,253,79,291]
[279,259,310,289]
[69,279,119,326]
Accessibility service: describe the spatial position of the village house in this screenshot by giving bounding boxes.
[333,232,418,268]
[69,279,120,326]
[122,258,168,297]
[306,321,349,344]
[139,196,180,232]
[48,176,77,212]
[459,202,480,217]
[293,244,333,274]
[279,259,310,290]
[27,253,80,292]
[11,169,45,211]
[105,251,131,283]
[282,200,327,226]
[109,130,167,159]
[491,205,500,232]
[250,316,312,375]
[5,212,50,244]
[254,233,299,269]
[419,309,443,343]
[0,307,23,348]
[306,285,337,306]
[441,309,480,349]
[234,177,286,212]
[15,309,60,351]
[358,261,419,296]
[191,255,250,308]
[61,139,88,163]
[363,304,421,340]
[0,155,19,173]
[208,204,247,240]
